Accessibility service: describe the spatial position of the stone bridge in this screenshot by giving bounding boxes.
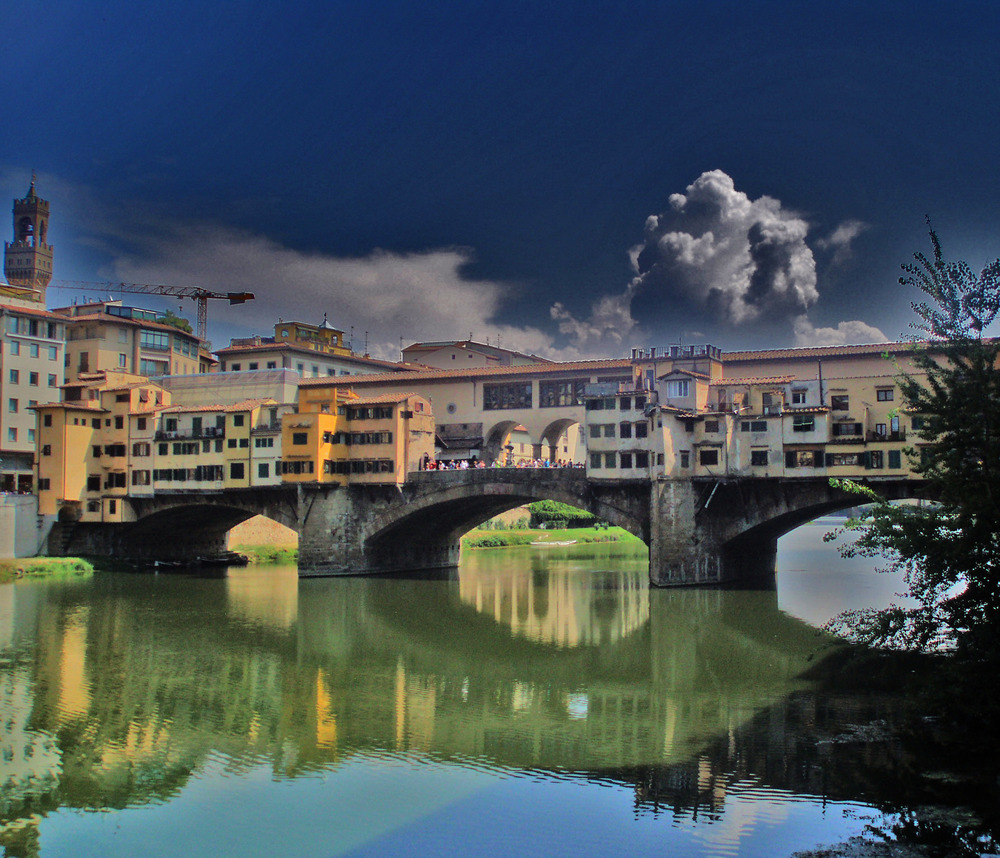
[50,471,929,586]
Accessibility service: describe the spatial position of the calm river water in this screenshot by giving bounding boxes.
[0,523,946,857]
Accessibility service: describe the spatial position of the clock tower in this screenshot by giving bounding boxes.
[4,176,54,302]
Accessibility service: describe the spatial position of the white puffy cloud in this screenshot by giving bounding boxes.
[630,170,819,324]
[792,315,888,347]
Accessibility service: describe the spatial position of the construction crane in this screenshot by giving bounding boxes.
[48,280,255,342]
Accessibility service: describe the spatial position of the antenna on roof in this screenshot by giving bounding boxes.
[399,336,403,362]
[364,331,369,358]
[350,325,354,352]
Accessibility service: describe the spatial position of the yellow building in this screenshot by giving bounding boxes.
[281,387,434,485]
[35,371,170,521]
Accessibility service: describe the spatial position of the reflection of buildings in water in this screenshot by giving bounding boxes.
[225,566,299,631]
[457,565,649,647]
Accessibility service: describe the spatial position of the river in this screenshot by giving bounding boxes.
[0,522,983,857]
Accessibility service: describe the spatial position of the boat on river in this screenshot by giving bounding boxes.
[530,539,577,547]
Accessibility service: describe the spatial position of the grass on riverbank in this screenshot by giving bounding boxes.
[233,545,298,564]
[462,525,642,549]
[0,557,97,584]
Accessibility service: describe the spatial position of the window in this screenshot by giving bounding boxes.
[603,424,615,438]
[635,421,648,438]
[889,449,902,469]
[8,399,17,413]
[233,414,245,427]
[620,452,633,468]
[876,388,894,401]
[258,463,270,479]
[740,420,768,433]
[267,361,277,369]
[29,344,39,358]
[230,462,245,480]
[590,452,603,469]
[751,450,768,466]
[48,346,58,360]
[115,415,124,429]
[137,417,147,430]
[292,432,308,445]
[786,450,823,468]
[911,416,925,431]
[635,451,649,468]
[869,450,884,469]
[239,438,249,448]
[254,437,275,448]
[792,414,814,432]
[619,422,633,439]
[43,413,52,427]
[9,341,18,355]
[679,451,690,468]
[119,353,128,368]
[539,379,587,407]
[48,374,56,387]
[699,449,719,466]
[791,389,807,404]
[483,381,532,410]
[875,423,887,437]
[228,438,238,448]
[131,470,151,486]
[704,420,719,433]
[231,363,241,371]
[833,422,862,437]
[248,362,258,370]
[165,418,178,432]
[589,424,601,438]
[140,330,170,351]
[604,452,616,468]
[666,379,690,398]
[37,478,50,491]
[619,397,631,411]
[26,371,37,387]
[8,369,18,384]
[42,444,52,456]
[830,395,849,411]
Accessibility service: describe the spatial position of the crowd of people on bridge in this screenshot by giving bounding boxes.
[419,455,583,471]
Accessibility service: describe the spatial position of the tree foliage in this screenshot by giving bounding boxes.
[159,309,193,334]
[827,223,1000,661]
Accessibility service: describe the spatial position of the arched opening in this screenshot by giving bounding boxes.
[484,420,524,465]
[539,417,584,465]
[17,216,34,243]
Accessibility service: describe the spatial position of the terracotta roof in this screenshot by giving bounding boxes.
[161,398,276,414]
[722,341,922,362]
[31,401,106,412]
[214,340,406,368]
[0,302,66,320]
[300,358,632,387]
[710,375,795,386]
[348,392,425,405]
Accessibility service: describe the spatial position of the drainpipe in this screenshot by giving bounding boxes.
[817,360,825,406]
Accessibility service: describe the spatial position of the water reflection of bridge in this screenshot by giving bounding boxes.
[2,560,868,853]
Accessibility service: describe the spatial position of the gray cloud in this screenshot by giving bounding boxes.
[816,218,869,265]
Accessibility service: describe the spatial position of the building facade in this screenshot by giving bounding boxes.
[0,301,66,491]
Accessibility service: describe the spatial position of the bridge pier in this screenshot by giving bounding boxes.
[648,480,779,587]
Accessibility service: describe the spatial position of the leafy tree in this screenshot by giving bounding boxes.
[159,309,194,334]
[827,223,1000,661]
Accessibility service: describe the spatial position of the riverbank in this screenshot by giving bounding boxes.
[461,525,642,549]
[0,557,97,583]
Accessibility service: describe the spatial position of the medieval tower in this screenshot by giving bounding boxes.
[4,176,53,302]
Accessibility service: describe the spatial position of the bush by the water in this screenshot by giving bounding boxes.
[528,500,595,528]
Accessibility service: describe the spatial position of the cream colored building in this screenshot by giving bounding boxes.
[53,300,208,382]
[585,343,931,481]
[0,300,67,491]
[401,339,552,369]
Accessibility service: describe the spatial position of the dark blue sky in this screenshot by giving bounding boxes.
[4,1,999,358]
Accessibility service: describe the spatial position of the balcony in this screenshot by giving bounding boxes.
[868,430,906,442]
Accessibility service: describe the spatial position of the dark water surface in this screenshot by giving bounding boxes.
[0,525,946,857]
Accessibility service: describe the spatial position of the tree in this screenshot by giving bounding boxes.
[159,309,193,334]
[827,222,1000,661]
